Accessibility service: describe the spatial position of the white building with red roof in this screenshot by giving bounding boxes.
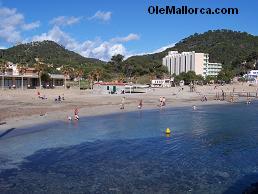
[93,82,126,94]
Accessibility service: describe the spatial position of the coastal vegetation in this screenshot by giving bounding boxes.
[0,29,257,84]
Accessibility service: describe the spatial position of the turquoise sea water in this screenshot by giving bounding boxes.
[1,102,258,193]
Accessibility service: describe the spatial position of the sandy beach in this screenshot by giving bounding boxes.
[0,83,257,132]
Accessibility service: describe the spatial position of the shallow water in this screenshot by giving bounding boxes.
[1,102,258,193]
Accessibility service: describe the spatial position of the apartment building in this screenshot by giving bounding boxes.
[162,51,222,77]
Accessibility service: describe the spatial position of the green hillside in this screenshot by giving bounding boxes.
[0,40,104,67]
[125,29,258,74]
[0,30,257,81]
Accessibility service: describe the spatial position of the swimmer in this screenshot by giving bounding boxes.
[192,105,196,110]
[74,114,79,120]
[246,97,251,104]
[67,116,72,121]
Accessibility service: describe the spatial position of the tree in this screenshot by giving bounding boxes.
[118,74,125,82]
[75,67,84,89]
[174,72,186,84]
[87,71,95,89]
[174,71,204,85]
[149,72,156,83]
[41,72,51,84]
[34,58,47,90]
[123,63,133,78]
[185,71,197,83]
[217,69,234,83]
[17,63,28,90]
[94,68,102,82]
[204,75,216,84]
[0,59,7,90]
[109,54,124,73]
[132,75,138,84]
[61,65,73,89]
[110,54,124,64]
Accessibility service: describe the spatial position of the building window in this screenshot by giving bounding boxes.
[190,55,192,70]
[174,58,176,74]
[169,58,172,75]
[179,57,181,73]
[185,56,187,72]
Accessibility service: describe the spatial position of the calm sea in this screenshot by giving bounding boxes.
[0,102,258,193]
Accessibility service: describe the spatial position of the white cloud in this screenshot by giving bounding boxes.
[88,11,112,22]
[50,16,81,26]
[31,26,131,61]
[91,42,126,61]
[152,43,175,53]
[0,7,16,16]
[22,21,40,30]
[110,33,140,43]
[0,6,40,43]
[0,46,6,49]
[125,43,176,59]
[32,26,77,50]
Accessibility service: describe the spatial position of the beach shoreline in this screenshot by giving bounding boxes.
[0,83,256,132]
[0,99,227,133]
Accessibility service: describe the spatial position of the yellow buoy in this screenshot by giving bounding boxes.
[165,128,171,134]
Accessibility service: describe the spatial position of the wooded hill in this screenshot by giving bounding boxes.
[0,29,257,80]
[125,29,258,75]
[0,40,104,67]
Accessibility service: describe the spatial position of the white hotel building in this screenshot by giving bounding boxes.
[162,51,222,77]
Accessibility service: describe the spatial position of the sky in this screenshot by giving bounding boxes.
[0,0,257,61]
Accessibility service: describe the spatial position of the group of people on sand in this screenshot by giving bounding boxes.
[55,94,65,102]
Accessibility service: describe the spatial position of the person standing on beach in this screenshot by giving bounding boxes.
[74,108,79,120]
[138,99,143,109]
[222,90,225,101]
[159,96,163,107]
[120,97,125,109]
[162,97,166,106]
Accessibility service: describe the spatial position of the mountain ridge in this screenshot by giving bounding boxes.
[0,40,105,67]
[0,29,257,78]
